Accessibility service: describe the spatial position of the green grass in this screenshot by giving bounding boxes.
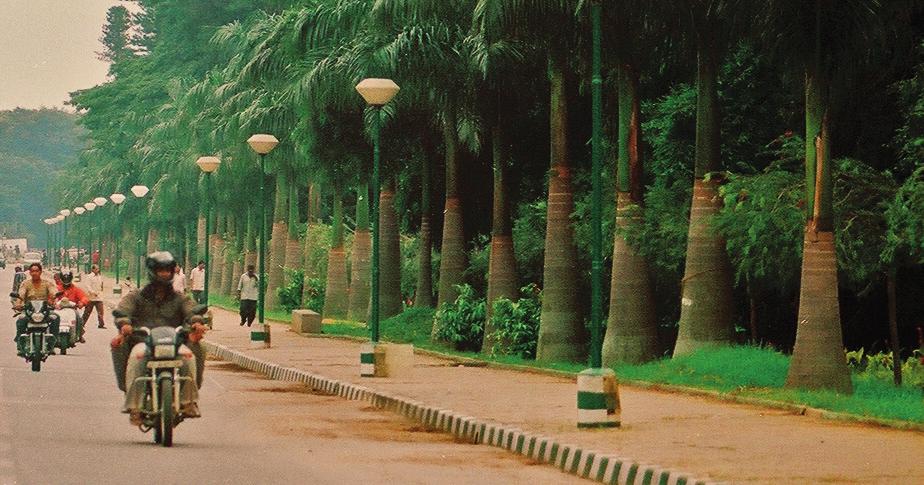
[617,346,924,424]
[209,293,293,322]
[202,301,924,425]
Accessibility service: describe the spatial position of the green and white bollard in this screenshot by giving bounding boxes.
[250,322,270,348]
[360,342,376,377]
[577,368,620,428]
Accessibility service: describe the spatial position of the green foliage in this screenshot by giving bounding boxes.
[302,223,331,279]
[433,284,485,351]
[714,163,803,291]
[464,234,490,294]
[489,284,542,359]
[277,268,304,313]
[400,234,419,301]
[511,199,546,285]
[302,276,326,314]
[883,164,924,264]
[846,348,924,389]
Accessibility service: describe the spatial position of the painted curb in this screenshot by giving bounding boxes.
[203,341,720,485]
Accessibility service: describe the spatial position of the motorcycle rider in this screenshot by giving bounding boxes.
[110,252,207,426]
[13,262,60,356]
[56,270,89,343]
[11,266,26,294]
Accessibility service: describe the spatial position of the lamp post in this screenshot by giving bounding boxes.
[93,197,108,270]
[247,134,278,348]
[73,207,86,274]
[356,78,399,377]
[83,203,97,270]
[576,0,619,429]
[110,193,126,293]
[196,156,221,305]
[131,185,150,286]
[43,219,52,266]
[59,209,71,269]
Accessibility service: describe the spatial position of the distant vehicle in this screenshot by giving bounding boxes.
[22,252,42,266]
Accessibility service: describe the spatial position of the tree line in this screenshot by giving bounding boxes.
[58,0,924,394]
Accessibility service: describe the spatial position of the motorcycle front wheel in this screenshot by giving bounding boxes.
[31,356,40,372]
[160,378,174,447]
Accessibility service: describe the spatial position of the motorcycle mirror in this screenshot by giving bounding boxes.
[112,309,128,319]
[191,304,208,316]
[9,292,19,299]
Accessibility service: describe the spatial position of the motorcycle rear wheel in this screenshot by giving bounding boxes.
[160,378,174,447]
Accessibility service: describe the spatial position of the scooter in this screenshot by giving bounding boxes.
[122,304,207,447]
[11,293,55,372]
[54,298,81,355]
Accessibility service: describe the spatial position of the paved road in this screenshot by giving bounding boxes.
[0,266,584,484]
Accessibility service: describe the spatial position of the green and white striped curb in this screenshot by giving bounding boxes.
[203,342,721,485]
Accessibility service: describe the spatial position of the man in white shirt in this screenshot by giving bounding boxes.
[237,265,258,327]
[81,264,106,329]
[189,260,206,304]
[172,265,187,294]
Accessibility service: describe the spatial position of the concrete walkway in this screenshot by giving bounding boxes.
[97,279,924,484]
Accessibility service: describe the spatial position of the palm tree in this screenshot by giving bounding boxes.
[323,185,350,319]
[755,0,884,393]
[475,0,587,362]
[672,0,743,357]
[600,0,668,365]
[349,182,371,320]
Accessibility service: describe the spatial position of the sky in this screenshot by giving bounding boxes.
[0,0,129,111]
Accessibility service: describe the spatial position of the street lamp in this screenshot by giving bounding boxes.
[576,0,619,429]
[74,207,86,273]
[356,78,399,377]
[247,134,278,348]
[59,209,71,269]
[43,218,53,266]
[131,185,150,286]
[93,197,108,272]
[110,193,126,293]
[196,156,221,306]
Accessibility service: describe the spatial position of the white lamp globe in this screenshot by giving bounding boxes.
[74,207,85,215]
[196,156,221,173]
[93,196,108,207]
[110,193,126,205]
[247,134,279,155]
[84,202,97,212]
[131,185,149,198]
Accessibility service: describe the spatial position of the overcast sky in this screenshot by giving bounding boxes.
[0,0,128,111]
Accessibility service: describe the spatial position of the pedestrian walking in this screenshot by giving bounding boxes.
[238,265,258,327]
[81,264,106,328]
[190,260,206,304]
[172,264,187,294]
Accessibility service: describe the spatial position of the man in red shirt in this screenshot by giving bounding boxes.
[56,270,89,342]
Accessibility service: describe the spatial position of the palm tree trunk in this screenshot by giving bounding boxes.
[220,213,235,295]
[415,141,435,308]
[349,183,371,321]
[285,180,302,270]
[673,42,736,356]
[435,108,467,310]
[379,177,403,319]
[603,64,658,365]
[483,117,518,353]
[887,269,902,386]
[243,208,256,277]
[536,59,585,363]
[786,64,852,392]
[266,170,289,309]
[209,213,225,295]
[323,188,349,320]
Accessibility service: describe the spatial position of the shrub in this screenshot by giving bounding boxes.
[489,284,542,359]
[433,284,485,351]
[277,268,304,313]
[302,276,325,313]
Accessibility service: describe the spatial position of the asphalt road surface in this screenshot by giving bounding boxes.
[0,265,584,484]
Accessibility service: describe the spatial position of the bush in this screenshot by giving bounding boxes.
[302,276,325,313]
[847,348,924,389]
[277,268,304,313]
[433,284,485,351]
[489,284,542,359]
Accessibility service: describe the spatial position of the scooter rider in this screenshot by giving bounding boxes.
[56,270,89,343]
[13,262,60,355]
[110,252,207,426]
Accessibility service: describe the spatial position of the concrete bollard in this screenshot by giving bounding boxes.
[291,309,322,334]
[360,342,414,377]
[250,322,270,348]
[576,368,620,428]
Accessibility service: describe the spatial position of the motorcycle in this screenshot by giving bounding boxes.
[10,293,55,372]
[120,304,207,447]
[53,297,81,355]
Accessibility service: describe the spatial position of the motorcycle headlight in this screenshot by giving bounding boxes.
[31,313,44,323]
[154,344,176,359]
